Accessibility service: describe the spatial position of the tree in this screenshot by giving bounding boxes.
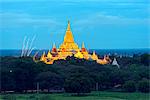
[123,80,136,92]
[140,54,150,66]
[64,66,92,95]
[138,79,150,93]
[1,70,16,91]
[35,71,64,90]
[1,55,150,93]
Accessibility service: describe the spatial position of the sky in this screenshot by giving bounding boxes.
[0,0,150,49]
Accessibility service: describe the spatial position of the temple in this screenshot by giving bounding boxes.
[34,21,111,64]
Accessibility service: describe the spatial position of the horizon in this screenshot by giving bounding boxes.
[0,48,150,50]
[0,0,149,49]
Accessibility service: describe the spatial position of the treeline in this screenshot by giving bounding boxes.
[0,54,150,94]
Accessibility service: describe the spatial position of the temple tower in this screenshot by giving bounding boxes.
[64,21,74,43]
[59,21,79,52]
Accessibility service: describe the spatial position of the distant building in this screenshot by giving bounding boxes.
[112,58,120,68]
[33,21,111,64]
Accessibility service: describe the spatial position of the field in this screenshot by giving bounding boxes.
[0,91,149,100]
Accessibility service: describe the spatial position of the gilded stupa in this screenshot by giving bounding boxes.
[59,21,79,51]
[33,21,111,64]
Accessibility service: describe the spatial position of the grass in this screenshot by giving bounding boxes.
[0,91,149,100]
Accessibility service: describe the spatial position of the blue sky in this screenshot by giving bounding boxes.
[0,0,149,49]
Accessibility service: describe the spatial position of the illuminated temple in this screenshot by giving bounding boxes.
[34,21,111,64]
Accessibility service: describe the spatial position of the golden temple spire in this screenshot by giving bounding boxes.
[67,20,71,31]
[82,42,85,48]
[53,42,56,48]
[64,20,74,43]
[47,50,52,58]
[91,51,98,60]
[40,52,46,61]
[81,42,87,52]
[93,51,96,55]
[52,42,57,53]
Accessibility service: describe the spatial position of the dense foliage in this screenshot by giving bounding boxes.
[0,54,150,93]
[123,80,136,92]
[138,79,150,93]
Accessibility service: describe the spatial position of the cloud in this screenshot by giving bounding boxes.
[73,12,150,33]
[0,12,60,28]
[75,13,150,26]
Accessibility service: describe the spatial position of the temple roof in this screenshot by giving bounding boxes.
[64,21,74,43]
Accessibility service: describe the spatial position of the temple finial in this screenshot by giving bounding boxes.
[82,42,85,48]
[53,42,56,48]
[47,50,52,58]
[93,51,96,55]
[67,20,71,31]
